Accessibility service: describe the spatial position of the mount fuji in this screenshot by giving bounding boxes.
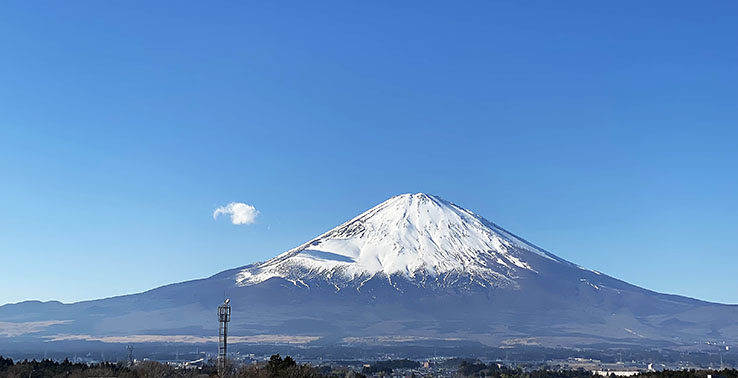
[2,193,737,349]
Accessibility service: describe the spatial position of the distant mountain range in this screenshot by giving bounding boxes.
[2,193,737,350]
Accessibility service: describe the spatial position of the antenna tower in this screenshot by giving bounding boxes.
[217,298,231,377]
[126,345,134,367]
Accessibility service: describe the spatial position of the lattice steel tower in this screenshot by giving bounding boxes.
[217,298,231,377]
[126,345,134,367]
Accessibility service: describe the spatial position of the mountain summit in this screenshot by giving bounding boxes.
[1,193,736,350]
[237,193,565,289]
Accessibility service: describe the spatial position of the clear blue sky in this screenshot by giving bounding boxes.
[1,1,736,306]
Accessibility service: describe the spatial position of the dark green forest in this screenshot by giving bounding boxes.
[0,355,320,378]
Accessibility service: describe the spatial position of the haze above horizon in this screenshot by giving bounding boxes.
[0,1,736,306]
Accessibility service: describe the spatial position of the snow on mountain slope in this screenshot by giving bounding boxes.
[236,193,573,289]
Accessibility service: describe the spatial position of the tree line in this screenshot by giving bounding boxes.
[2,355,737,378]
[0,354,343,378]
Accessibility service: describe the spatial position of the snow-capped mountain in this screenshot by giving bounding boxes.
[1,193,737,351]
[237,193,565,290]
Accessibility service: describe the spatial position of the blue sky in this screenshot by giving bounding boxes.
[1,1,737,305]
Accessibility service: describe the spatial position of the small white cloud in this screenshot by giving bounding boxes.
[213,202,260,225]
